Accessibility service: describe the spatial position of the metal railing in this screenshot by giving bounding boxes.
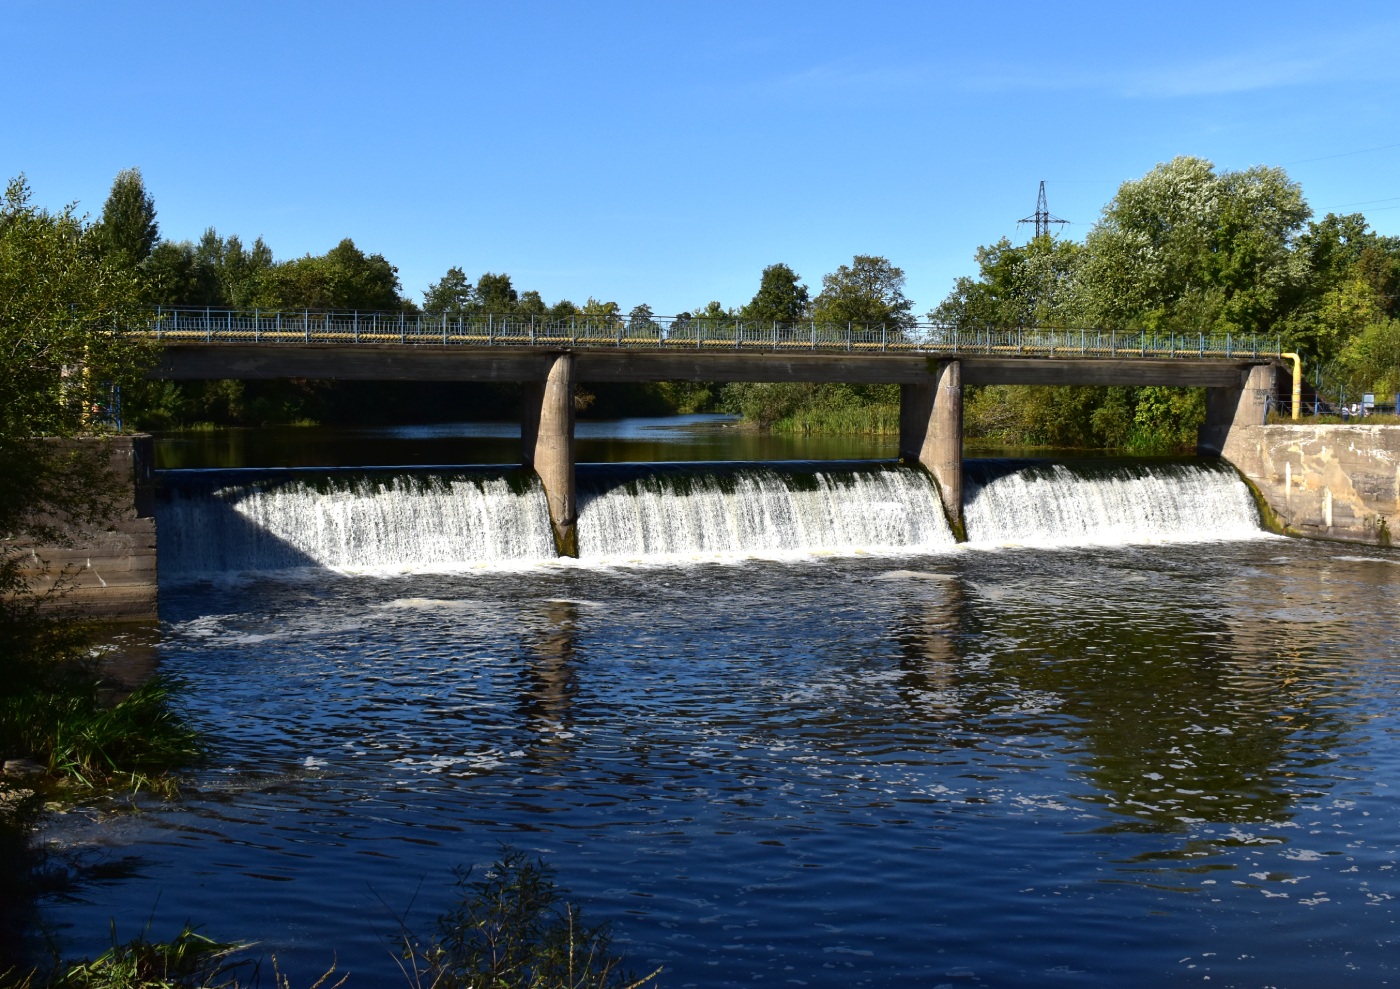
[140,307,1280,360]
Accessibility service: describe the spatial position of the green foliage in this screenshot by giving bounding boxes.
[1080,156,1311,336]
[0,176,153,614]
[0,177,150,442]
[39,927,249,989]
[0,671,202,789]
[402,849,659,989]
[811,255,914,329]
[741,263,809,322]
[721,382,899,433]
[475,272,519,314]
[963,385,1206,453]
[256,238,407,312]
[91,169,158,266]
[424,265,476,314]
[1336,317,1400,397]
[932,236,1085,329]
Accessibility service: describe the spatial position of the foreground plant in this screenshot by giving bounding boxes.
[0,671,202,793]
[1,927,244,989]
[400,849,660,989]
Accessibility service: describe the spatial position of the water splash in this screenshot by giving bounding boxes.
[576,463,956,559]
[962,459,1262,546]
[158,470,555,576]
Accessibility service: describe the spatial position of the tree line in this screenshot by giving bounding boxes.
[82,166,923,427]
[27,157,1400,439]
[932,156,1400,448]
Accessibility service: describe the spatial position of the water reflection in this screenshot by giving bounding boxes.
[154,416,902,469]
[36,542,1400,988]
[516,599,580,767]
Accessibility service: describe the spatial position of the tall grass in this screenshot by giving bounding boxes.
[0,674,202,791]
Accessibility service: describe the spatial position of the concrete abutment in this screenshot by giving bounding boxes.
[6,434,158,621]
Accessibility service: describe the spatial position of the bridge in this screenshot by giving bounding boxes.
[141,307,1285,554]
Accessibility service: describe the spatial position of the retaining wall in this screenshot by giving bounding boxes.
[7,435,157,620]
[1222,424,1399,545]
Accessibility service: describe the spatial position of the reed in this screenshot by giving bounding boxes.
[399,849,661,989]
[0,674,202,791]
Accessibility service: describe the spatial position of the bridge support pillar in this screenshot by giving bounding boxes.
[1198,363,1277,460]
[522,352,577,557]
[900,360,964,540]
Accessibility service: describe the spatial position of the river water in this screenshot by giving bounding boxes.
[36,418,1400,988]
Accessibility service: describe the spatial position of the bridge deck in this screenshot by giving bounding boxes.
[151,344,1264,387]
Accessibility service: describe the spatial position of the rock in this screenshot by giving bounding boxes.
[3,758,45,777]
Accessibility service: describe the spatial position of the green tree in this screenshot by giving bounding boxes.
[92,167,158,265]
[932,236,1086,329]
[424,265,475,314]
[548,298,581,320]
[581,297,620,323]
[1336,317,1400,397]
[811,255,915,328]
[741,263,809,323]
[1283,213,1400,366]
[628,303,658,336]
[476,272,518,314]
[258,238,405,311]
[1080,156,1311,337]
[0,176,151,603]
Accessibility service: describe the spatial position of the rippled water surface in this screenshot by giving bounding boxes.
[41,541,1400,987]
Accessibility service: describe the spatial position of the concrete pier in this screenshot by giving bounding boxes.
[1198,363,1278,459]
[900,360,964,539]
[521,352,578,556]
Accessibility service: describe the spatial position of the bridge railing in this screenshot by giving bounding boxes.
[141,308,1279,359]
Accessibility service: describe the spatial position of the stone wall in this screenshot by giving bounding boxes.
[7,435,157,620]
[1222,424,1399,545]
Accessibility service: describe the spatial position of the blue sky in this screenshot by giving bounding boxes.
[6,1,1400,317]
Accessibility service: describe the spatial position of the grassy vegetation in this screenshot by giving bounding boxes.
[1,851,658,989]
[0,674,201,791]
[0,604,204,975]
[0,599,202,793]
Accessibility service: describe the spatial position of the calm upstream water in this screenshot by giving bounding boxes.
[35,418,1400,988]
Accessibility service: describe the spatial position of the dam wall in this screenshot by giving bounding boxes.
[1221,424,1400,545]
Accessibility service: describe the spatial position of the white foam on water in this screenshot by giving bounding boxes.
[963,462,1265,548]
[160,474,557,577]
[576,467,956,560]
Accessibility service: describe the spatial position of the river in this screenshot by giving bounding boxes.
[34,417,1400,988]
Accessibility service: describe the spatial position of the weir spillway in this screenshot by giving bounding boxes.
[147,341,1284,556]
[156,460,1263,579]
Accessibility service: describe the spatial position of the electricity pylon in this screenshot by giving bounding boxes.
[1018,180,1069,239]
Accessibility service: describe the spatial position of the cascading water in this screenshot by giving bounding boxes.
[156,458,1266,578]
[962,459,1263,546]
[575,462,956,559]
[158,469,556,576]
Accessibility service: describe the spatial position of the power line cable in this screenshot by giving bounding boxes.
[1334,195,1400,207]
[1283,142,1400,166]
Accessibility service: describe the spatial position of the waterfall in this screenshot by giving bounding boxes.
[156,458,1264,578]
[962,459,1262,546]
[158,470,556,576]
[576,463,955,560]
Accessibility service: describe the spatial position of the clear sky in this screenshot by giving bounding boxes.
[6,1,1400,317]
